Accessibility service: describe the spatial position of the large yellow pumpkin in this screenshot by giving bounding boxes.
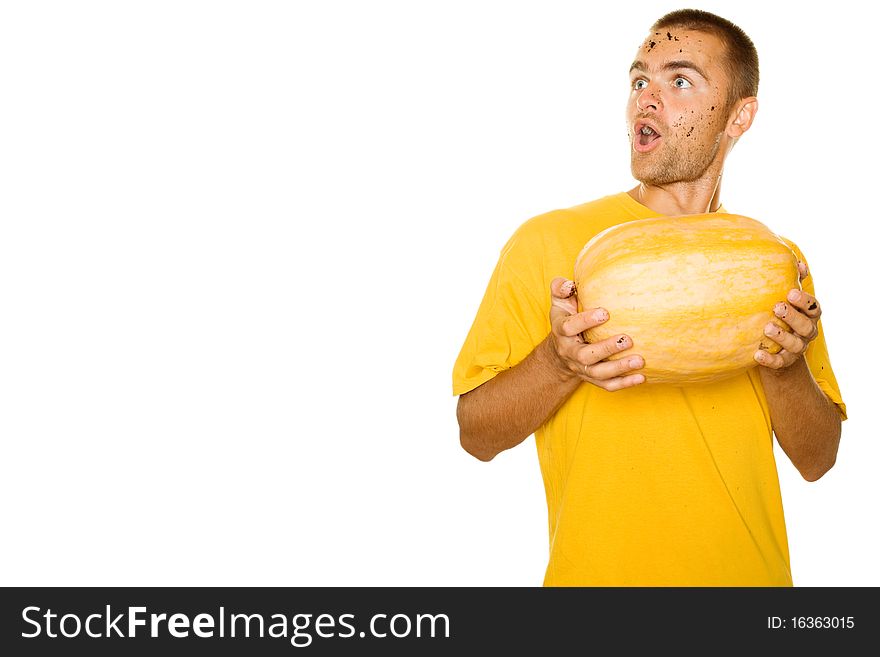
[573,213,800,385]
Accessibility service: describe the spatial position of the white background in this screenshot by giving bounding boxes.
[1,1,876,586]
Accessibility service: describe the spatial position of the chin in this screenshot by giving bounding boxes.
[631,165,672,187]
[631,155,706,187]
[631,157,660,184]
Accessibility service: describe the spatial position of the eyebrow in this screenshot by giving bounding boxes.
[629,59,709,80]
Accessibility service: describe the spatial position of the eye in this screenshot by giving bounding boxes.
[633,79,648,91]
[673,77,692,89]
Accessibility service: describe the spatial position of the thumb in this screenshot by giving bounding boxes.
[549,277,578,319]
[550,277,576,300]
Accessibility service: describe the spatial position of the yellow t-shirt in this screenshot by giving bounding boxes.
[453,192,847,587]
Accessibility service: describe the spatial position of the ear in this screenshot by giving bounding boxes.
[727,97,758,138]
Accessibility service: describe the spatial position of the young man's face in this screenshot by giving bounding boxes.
[627,28,734,186]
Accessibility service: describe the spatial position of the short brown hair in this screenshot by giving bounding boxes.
[651,9,758,112]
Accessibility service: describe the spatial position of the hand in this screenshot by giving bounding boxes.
[755,261,820,371]
[547,277,645,391]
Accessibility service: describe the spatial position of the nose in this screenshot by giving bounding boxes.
[636,83,661,112]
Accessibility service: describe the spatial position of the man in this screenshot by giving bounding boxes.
[452,9,846,586]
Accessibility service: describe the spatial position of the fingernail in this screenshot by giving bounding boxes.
[764,323,776,336]
[594,309,608,322]
[774,303,786,316]
[787,290,800,303]
[629,357,642,368]
[562,281,576,297]
[616,336,628,349]
[754,351,765,362]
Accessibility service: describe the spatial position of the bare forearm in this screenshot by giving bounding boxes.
[457,335,581,461]
[759,358,842,481]
[456,276,646,461]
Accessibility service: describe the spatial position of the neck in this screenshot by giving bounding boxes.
[627,172,724,216]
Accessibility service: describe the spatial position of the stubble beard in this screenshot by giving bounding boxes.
[631,132,723,186]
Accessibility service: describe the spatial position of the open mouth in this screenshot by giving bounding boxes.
[634,122,662,153]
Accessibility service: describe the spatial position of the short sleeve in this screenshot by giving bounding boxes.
[452,221,553,397]
[780,237,847,420]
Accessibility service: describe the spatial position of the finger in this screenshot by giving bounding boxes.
[596,372,647,391]
[754,348,794,370]
[785,289,821,319]
[584,354,644,381]
[558,308,609,338]
[762,322,808,355]
[576,334,632,366]
[797,261,809,281]
[773,301,816,339]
